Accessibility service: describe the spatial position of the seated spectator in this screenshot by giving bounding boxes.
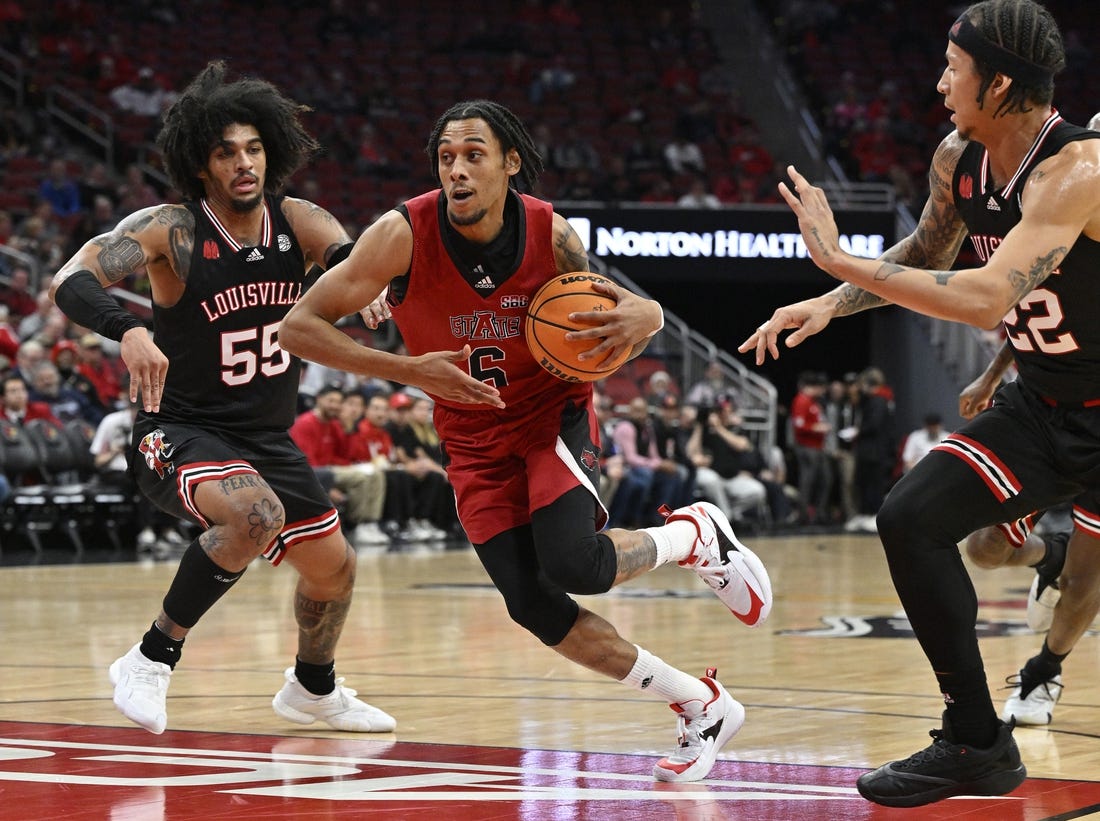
[10,338,47,386]
[608,397,692,528]
[29,360,103,424]
[663,136,706,176]
[38,159,82,219]
[653,393,697,510]
[51,338,107,417]
[685,360,736,409]
[288,383,389,547]
[75,333,123,409]
[2,371,59,426]
[0,305,19,363]
[643,369,677,407]
[0,265,38,320]
[593,390,624,509]
[91,392,185,553]
[343,392,434,543]
[384,392,456,540]
[108,66,178,117]
[115,164,159,213]
[686,395,769,524]
[18,290,58,342]
[901,412,949,474]
[677,176,721,208]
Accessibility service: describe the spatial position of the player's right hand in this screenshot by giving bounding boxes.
[120,326,169,413]
[958,375,997,419]
[415,346,505,409]
[737,298,835,365]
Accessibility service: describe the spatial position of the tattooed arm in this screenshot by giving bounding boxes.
[280,196,354,272]
[48,204,194,411]
[551,212,664,365]
[779,134,1100,330]
[740,135,971,364]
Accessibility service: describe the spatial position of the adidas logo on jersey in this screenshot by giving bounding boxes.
[474,276,495,289]
[986,197,1001,212]
[245,247,265,262]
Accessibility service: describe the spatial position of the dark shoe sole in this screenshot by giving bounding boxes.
[856,763,1027,808]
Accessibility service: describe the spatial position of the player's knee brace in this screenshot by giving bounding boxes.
[537,532,617,595]
[503,588,579,647]
[162,539,245,629]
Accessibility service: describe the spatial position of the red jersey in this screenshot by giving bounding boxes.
[388,189,590,434]
[345,419,396,463]
[288,411,349,467]
[790,391,826,449]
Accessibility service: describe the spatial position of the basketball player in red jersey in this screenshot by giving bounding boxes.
[740,0,1100,807]
[281,100,773,782]
[49,62,394,736]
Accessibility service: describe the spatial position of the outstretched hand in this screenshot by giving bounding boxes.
[778,165,843,277]
[737,297,836,365]
[414,345,505,408]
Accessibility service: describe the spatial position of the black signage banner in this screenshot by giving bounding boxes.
[557,204,896,283]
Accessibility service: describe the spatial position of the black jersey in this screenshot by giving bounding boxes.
[952,112,1100,403]
[147,195,307,432]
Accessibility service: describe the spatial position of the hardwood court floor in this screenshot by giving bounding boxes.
[0,531,1097,819]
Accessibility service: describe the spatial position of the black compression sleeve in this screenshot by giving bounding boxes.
[325,241,354,269]
[53,270,145,341]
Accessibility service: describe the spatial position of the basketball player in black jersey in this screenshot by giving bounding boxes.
[48,62,399,736]
[740,0,1100,808]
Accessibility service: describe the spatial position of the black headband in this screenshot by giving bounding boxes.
[948,15,1054,86]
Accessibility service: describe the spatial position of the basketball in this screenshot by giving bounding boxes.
[525,272,632,382]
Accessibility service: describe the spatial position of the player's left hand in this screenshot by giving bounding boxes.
[359,287,391,329]
[778,165,843,277]
[565,279,661,368]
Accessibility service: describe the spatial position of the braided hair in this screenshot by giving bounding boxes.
[157,61,320,201]
[960,0,1066,116]
[425,100,544,192]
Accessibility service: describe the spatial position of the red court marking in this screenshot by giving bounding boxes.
[0,721,1096,820]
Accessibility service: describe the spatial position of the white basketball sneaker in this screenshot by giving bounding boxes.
[108,643,172,734]
[1001,672,1063,726]
[662,501,773,626]
[653,669,745,782]
[273,668,396,732]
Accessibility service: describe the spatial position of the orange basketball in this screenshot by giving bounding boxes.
[525,272,632,382]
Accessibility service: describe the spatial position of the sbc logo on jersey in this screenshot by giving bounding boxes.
[139,429,176,479]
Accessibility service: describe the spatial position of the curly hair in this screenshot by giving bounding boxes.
[157,61,320,201]
[960,0,1066,116]
[425,100,544,192]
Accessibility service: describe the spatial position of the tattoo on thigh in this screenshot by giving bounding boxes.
[218,473,270,495]
[247,498,284,544]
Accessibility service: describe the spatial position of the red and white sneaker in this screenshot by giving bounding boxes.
[662,501,773,626]
[653,669,745,782]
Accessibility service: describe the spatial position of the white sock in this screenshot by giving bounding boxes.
[621,645,713,714]
[643,519,697,566]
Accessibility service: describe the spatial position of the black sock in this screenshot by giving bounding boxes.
[295,657,335,696]
[1019,640,1067,697]
[939,672,999,747]
[139,622,185,669]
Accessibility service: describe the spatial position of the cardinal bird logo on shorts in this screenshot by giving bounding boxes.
[580,447,600,472]
[139,429,176,478]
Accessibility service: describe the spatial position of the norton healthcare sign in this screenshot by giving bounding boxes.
[560,204,894,283]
